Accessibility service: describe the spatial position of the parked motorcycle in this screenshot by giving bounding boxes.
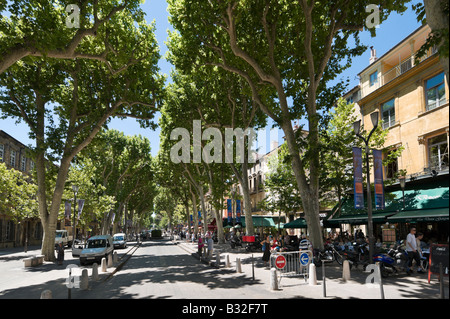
[342,242,370,270]
[230,235,242,249]
[313,243,344,267]
[243,235,262,252]
[373,243,410,277]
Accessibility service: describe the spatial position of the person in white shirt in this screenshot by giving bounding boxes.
[405,227,425,274]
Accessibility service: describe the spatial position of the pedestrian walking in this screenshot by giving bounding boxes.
[261,235,271,268]
[198,236,204,257]
[406,227,425,274]
[56,242,64,265]
[207,234,214,259]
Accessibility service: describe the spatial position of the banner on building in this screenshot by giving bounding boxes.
[198,211,202,226]
[65,201,71,219]
[236,199,241,223]
[77,199,85,219]
[227,199,232,223]
[111,212,115,225]
[352,147,364,209]
[373,149,385,210]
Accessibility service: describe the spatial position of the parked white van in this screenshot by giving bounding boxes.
[113,233,127,249]
[79,235,114,266]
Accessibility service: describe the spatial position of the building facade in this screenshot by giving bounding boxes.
[0,130,42,249]
[330,24,449,243]
[357,24,448,181]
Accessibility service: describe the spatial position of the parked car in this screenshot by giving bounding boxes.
[79,235,114,266]
[72,239,85,257]
[113,233,127,249]
[55,230,73,248]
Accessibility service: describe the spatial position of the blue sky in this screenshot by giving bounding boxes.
[0,0,422,156]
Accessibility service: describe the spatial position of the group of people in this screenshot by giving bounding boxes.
[259,231,310,267]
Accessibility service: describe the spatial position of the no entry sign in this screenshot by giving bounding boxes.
[275,255,286,269]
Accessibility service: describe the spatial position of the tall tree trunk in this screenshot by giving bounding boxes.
[230,161,254,236]
[281,120,323,249]
[212,205,225,244]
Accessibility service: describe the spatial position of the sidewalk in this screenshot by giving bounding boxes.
[0,242,140,299]
[175,239,449,299]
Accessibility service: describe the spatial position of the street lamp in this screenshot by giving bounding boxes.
[72,185,79,245]
[353,111,379,263]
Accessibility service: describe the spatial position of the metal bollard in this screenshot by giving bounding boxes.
[376,262,385,299]
[252,254,255,281]
[113,251,118,264]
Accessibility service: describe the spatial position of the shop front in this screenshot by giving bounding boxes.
[327,178,449,245]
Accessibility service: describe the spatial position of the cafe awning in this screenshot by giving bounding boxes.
[327,179,449,225]
[327,211,396,225]
[387,207,449,223]
[223,216,277,228]
[283,218,308,228]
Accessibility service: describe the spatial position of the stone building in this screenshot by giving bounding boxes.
[0,130,42,248]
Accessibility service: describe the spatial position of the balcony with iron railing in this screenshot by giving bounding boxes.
[360,46,438,100]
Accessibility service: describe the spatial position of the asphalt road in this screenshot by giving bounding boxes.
[0,238,448,302]
[78,239,266,299]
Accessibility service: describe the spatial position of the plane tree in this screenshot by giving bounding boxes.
[0,7,164,261]
[167,0,410,248]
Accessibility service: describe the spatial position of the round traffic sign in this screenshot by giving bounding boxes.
[299,252,310,266]
[275,255,287,269]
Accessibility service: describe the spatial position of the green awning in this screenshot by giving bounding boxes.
[387,207,449,223]
[223,216,276,227]
[326,212,395,225]
[283,218,308,228]
[327,179,449,225]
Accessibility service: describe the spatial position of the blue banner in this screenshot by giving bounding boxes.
[373,149,385,210]
[352,147,364,209]
[227,199,232,223]
[236,199,241,223]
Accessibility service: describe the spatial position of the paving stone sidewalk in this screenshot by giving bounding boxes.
[175,239,449,299]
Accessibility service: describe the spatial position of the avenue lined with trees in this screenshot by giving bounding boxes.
[1,0,448,262]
